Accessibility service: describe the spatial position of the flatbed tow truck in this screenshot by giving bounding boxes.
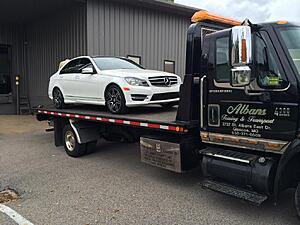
[36,11,300,217]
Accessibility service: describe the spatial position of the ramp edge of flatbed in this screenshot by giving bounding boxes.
[36,109,193,134]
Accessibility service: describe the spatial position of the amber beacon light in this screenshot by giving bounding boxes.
[191,10,241,26]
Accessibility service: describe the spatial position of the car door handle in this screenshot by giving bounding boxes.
[75,75,80,80]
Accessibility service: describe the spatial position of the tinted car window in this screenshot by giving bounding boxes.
[60,59,81,74]
[60,58,93,74]
[78,58,94,73]
[80,58,92,68]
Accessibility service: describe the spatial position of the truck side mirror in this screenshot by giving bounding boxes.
[230,26,252,87]
[231,66,251,87]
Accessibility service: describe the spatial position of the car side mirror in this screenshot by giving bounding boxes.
[82,67,94,74]
[230,25,252,87]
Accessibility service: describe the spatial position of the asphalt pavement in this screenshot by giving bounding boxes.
[0,115,299,225]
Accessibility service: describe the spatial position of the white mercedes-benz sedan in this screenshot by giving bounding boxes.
[48,56,182,114]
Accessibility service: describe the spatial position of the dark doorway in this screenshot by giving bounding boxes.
[0,45,15,114]
[0,46,11,95]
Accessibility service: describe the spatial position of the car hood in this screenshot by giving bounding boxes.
[100,69,180,79]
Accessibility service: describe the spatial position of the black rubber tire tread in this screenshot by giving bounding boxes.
[53,88,65,109]
[63,125,87,157]
[295,181,300,219]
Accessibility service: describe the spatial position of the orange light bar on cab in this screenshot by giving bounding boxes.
[191,10,241,26]
[277,21,288,25]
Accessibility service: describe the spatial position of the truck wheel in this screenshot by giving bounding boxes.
[295,181,300,218]
[105,85,127,114]
[53,88,65,109]
[63,125,86,157]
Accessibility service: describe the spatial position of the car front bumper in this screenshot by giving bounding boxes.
[123,84,180,107]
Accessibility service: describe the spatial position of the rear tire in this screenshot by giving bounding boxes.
[53,88,65,109]
[295,181,300,218]
[63,125,87,157]
[105,85,127,114]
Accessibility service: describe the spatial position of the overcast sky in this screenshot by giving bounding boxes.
[175,0,300,23]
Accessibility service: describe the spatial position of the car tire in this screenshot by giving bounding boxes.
[53,88,65,109]
[63,125,87,157]
[160,101,178,109]
[295,181,300,219]
[105,85,127,114]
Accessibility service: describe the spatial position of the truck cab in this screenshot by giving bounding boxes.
[177,10,300,212]
[202,21,299,143]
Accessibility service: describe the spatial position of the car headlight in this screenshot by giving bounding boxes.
[125,77,149,86]
[178,77,183,84]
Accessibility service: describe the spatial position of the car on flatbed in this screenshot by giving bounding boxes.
[48,56,182,114]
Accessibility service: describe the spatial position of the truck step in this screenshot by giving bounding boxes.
[199,147,258,164]
[201,179,268,206]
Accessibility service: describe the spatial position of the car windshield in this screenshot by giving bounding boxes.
[279,26,300,75]
[93,57,142,70]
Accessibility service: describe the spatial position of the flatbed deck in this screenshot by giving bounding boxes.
[37,105,193,133]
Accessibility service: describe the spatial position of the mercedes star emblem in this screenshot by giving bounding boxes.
[164,77,171,86]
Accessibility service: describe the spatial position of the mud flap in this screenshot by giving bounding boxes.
[140,137,182,173]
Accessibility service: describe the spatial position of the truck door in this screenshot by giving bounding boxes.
[201,29,298,151]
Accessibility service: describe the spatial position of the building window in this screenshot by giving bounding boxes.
[164,60,175,73]
[127,55,141,65]
[215,36,230,82]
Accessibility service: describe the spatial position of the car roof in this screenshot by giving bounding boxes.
[68,56,126,60]
[91,56,125,59]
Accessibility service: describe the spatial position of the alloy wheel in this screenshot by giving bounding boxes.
[53,89,63,108]
[65,130,76,151]
[107,87,122,113]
